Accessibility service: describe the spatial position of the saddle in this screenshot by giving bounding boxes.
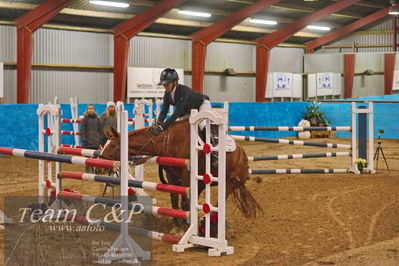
[199,124,236,152]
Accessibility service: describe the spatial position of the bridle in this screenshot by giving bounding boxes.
[100,127,169,162]
[134,127,168,157]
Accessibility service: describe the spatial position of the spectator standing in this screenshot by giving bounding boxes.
[80,104,101,172]
[100,101,117,145]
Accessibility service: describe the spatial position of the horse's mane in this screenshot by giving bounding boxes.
[127,120,189,137]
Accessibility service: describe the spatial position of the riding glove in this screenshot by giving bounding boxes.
[152,125,163,136]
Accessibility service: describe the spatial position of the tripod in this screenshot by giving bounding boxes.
[373,133,390,171]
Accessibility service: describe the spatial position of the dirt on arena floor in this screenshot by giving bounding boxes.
[0,138,398,266]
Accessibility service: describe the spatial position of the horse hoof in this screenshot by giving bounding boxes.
[169,226,179,235]
[169,226,185,237]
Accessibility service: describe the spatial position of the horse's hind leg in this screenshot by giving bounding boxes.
[164,168,186,226]
[180,169,193,216]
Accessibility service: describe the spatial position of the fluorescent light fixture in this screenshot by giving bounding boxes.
[306,25,331,31]
[389,2,399,15]
[178,10,211,17]
[249,18,277,25]
[90,1,129,8]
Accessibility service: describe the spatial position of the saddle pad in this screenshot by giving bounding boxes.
[226,135,236,152]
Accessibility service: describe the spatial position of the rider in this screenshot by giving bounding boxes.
[152,68,218,166]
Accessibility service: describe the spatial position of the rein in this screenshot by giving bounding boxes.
[132,127,168,158]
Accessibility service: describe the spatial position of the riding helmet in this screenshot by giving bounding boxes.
[158,68,179,85]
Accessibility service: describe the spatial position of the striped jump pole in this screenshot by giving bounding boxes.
[61,118,82,123]
[0,147,118,170]
[59,191,189,220]
[229,126,351,132]
[231,135,351,149]
[128,118,149,122]
[58,171,190,196]
[61,144,83,148]
[61,131,81,135]
[67,215,181,244]
[249,168,349,174]
[58,147,101,158]
[129,155,189,168]
[248,151,351,161]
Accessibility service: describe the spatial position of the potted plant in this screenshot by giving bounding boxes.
[303,101,333,138]
[355,158,368,172]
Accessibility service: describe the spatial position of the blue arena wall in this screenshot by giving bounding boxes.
[0,100,398,151]
[225,102,398,139]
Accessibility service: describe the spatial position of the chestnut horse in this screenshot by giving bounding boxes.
[100,120,261,224]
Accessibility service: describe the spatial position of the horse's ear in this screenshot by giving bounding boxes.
[110,127,119,139]
[104,128,118,139]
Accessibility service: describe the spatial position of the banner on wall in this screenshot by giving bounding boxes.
[317,72,333,90]
[265,72,302,98]
[392,70,399,91]
[273,72,292,90]
[308,73,341,97]
[0,63,3,99]
[127,67,184,98]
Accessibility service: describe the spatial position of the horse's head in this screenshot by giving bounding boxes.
[99,121,189,171]
[99,126,163,163]
[99,127,121,161]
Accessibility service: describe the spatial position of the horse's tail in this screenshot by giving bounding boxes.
[158,165,168,184]
[230,181,263,218]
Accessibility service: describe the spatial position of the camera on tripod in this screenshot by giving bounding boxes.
[374,129,390,171]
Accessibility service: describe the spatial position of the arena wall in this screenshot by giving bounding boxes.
[0,101,397,151]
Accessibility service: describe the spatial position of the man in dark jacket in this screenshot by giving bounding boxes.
[81,104,101,149]
[81,104,101,173]
[153,68,218,166]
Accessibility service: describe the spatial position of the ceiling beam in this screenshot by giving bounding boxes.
[257,0,360,49]
[0,0,377,21]
[306,6,391,53]
[15,0,72,104]
[191,0,282,93]
[328,0,385,9]
[0,2,340,36]
[1,20,308,48]
[226,0,362,19]
[113,0,186,102]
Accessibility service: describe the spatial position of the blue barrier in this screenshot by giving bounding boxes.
[0,100,398,151]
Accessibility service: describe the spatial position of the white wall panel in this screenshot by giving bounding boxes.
[3,69,16,104]
[33,28,112,65]
[352,76,384,97]
[206,42,254,72]
[0,25,16,62]
[129,36,190,69]
[304,54,342,73]
[202,75,255,102]
[30,70,113,104]
[269,47,304,73]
